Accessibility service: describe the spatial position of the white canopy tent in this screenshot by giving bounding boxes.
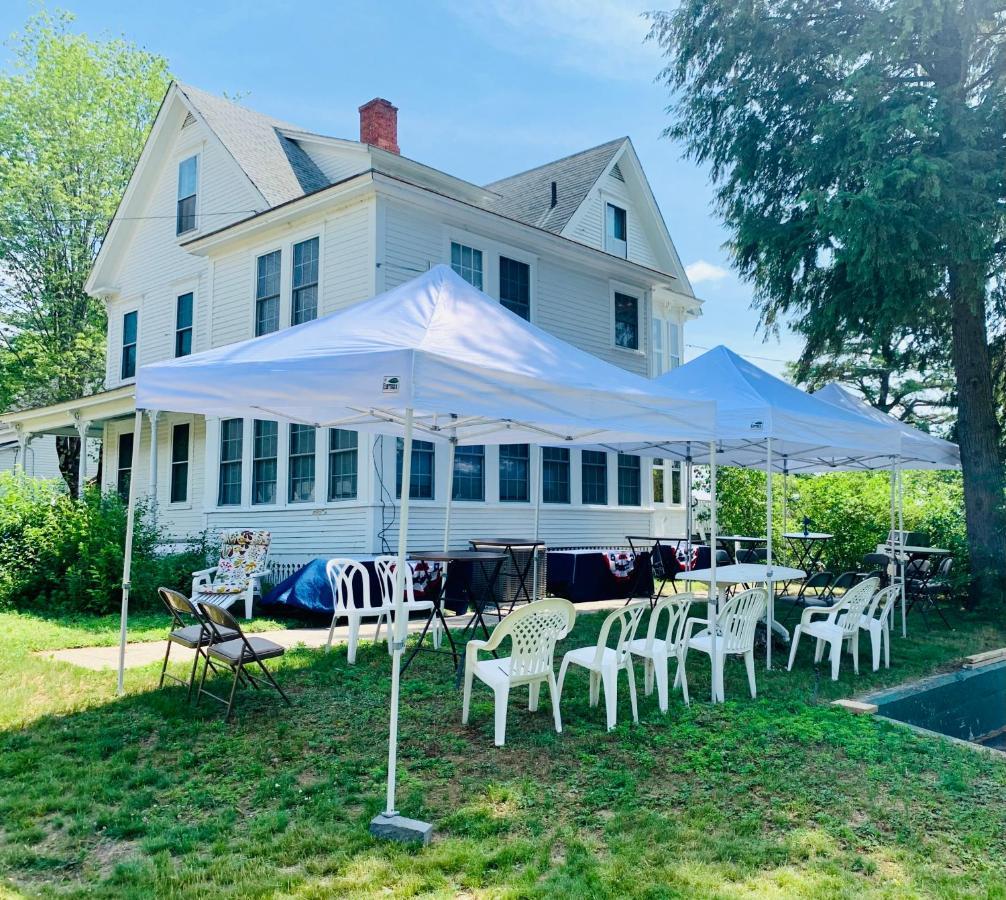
[811,383,961,637]
[125,264,716,833]
[598,346,902,668]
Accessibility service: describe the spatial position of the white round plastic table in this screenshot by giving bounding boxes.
[677,563,806,648]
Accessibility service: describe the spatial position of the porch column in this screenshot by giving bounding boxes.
[146,410,160,500]
[74,415,90,495]
[15,427,32,473]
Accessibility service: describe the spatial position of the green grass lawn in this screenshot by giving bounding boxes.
[2,601,1006,898]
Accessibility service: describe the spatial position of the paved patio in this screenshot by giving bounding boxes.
[40,598,637,671]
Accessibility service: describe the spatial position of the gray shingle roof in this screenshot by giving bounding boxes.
[177,83,329,206]
[483,138,627,234]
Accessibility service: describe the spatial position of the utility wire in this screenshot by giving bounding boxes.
[686,342,794,366]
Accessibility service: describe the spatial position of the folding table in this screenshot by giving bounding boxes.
[783,532,833,573]
[469,537,545,610]
[626,535,689,605]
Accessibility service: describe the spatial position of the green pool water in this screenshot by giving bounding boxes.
[867,659,1006,750]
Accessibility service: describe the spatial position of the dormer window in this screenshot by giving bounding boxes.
[176,155,199,235]
[605,203,627,258]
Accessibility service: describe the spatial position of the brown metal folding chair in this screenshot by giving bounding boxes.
[196,601,291,720]
[157,587,238,701]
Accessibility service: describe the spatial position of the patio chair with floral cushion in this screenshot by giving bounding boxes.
[192,530,271,619]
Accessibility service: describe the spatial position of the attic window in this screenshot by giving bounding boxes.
[610,162,625,182]
[176,155,199,235]
[181,111,196,129]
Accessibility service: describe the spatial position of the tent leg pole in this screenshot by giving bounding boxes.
[898,464,906,638]
[709,441,718,703]
[369,407,431,844]
[532,446,543,600]
[116,409,145,696]
[443,439,456,552]
[765,438,773,670]
[685,445,693,571]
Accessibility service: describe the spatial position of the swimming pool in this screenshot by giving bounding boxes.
[866,659,1006,751]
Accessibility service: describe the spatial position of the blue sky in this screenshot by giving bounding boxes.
[1,0,802,375]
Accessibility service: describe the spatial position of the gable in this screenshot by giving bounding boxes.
[561,141,693,292]
[86,84,269,296]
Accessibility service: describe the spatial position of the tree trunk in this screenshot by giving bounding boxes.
[55,435,80,499]
[948,266,1006,607]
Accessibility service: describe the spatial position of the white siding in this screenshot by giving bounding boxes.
[104,118,261,387]
[297,142,370,184]
[565,175,662,270]
[0,435,64,481]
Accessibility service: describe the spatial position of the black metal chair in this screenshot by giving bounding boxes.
[823,571,858,601]
[781,571,834,623]
[907,556,954,629]
[157,587,238,700]
[736,548,767,564]
[196,602,292,720]
[862,553,893,587]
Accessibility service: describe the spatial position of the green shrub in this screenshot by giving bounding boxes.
[714,467,967,576]
[0,472,215,615]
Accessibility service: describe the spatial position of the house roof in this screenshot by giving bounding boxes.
[482,138,627,234]
[177,83,329,206]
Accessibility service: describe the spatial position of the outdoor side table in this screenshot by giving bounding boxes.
[469,537,545,610]
[626,535,689,606]
[403,550,506,677]
[783,532,833,574]
[715,534,768,563]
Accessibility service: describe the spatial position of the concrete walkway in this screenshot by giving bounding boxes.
[39,598,636,671]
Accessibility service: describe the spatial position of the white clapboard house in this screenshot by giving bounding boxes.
[2,83,700,569]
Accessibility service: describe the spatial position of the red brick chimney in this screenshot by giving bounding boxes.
[359,98,399,154]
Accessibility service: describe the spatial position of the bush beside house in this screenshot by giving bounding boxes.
[0,472,215,614]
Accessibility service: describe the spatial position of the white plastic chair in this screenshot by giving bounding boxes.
[627,594,693,712]
[462,598,576,747]
[557,600,648,731]
[787,577,879,680]
[843,583,899,671]
[325,558,392,663]
[371,556,438,648]
[678,588,767,703]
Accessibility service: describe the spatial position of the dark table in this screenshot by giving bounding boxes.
[626,536,689,604]
[546,548,653,603]
[403,550,506,675]
[469,537,545,610]
[783,532,833,574]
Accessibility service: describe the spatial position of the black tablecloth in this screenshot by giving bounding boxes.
[546,549,654,602]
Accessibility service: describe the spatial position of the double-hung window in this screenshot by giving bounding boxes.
[288,425,316,503]
[255,250,281,336]
[175,292,193,357]
[328,429,358,500]
[542,447,570,504]
[605,202,627,257]
[252,420,278,505]
[581,450,608,505]
[121,311,137,379]
[396,438,435,499]
[652,457,665,504]
[499,256,530,320]
[450,241,483,289]
[292,237,319,325]
[452,445,485,501]
[499,444,529,502]
[170,423,189,503]
[617,453,641,506]
[176,155,198,235]
[614,292,639,350]
[116,432,133,499]
[218,418,243,506]
[652,318,682,375]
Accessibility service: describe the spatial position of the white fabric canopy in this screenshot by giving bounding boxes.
[125,264,719,829]
[810,383,960,471]
[136,265,715,445]
[600,345,900,469]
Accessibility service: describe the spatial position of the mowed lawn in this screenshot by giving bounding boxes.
[3,602,1006,898]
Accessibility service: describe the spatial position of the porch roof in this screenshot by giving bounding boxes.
[0,385,136,438]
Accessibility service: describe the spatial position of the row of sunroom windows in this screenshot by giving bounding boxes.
[206,421,677,508]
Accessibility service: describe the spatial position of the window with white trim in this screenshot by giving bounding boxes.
[218,419,243,506]
[617,453,641,506]
[116,432,133,499]
[542,447,570,504]
[170,422,189,503]
[396,438,435,499]
[255,250,281,336]
[450,241,483,289]
[252,420,278,505]
[652,317,682,375]
[605,202,627,258]
[292,237,319,325]
[581,450,608,505]
[614,292,639,350]
[176,155,198,235]
[652,457,665,504]
[499,444,529,502]
[499,256,530,320]
[121,311,137,379]
[288,424,316,503]
[452,445,485,501]
[328,429,358,500]
[175,292,193,357]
